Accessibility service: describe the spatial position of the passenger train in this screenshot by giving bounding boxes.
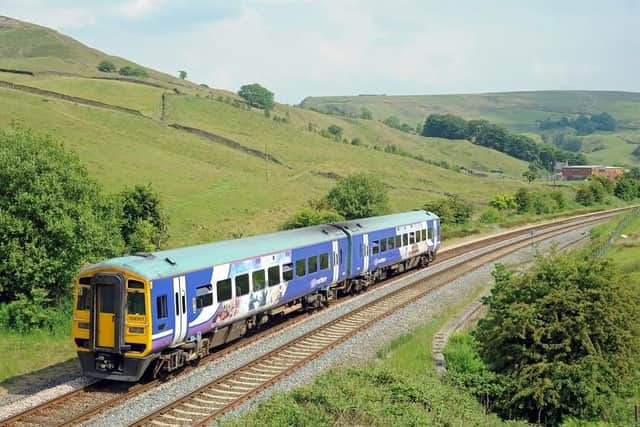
[72,210,440,381]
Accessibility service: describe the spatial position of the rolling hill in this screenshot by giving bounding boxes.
[302,91,640,167]
[0,16,555,247]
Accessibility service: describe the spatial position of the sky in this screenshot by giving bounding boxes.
[1,0,639,104]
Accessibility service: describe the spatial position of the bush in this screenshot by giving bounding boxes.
[475,256,640,425]
[281,208,344,230]
[514,188,532,212]
[614,177,639,201]
[119,66,148,78]
[479,207,501,224]
[120,184,169,253]
[97,60,116,72]
[424,195,473,224]
[575,185,594,206]
[489,194,517,211]
[327,174,390,219]
[0,127,124,304]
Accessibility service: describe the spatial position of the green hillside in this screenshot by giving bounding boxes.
[0,16,548,247]
[302,91,640,167]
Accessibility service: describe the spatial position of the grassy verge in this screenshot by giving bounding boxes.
[223,276,524,426]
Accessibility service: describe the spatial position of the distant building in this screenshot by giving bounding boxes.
[561,165,625,180]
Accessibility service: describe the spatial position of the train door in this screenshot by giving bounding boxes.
[171,275,188,346]
[91,273,124,352]
[332,240,339,283]
[362,233,370,272]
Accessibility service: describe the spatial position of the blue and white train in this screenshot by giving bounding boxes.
[72,210,440,381]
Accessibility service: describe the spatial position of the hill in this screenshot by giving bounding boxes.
[302,91,640,167]
[0,16,536,247]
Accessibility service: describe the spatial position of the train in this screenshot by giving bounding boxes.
[72,210,441,381]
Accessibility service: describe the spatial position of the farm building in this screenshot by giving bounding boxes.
[561,165,625,180]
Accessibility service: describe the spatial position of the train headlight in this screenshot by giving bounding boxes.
[78,322,89,329]
[129,327,145,334]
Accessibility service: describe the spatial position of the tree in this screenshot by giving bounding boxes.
[475,254,640,424]
[97,60,116,73]
[178,70,187,80]
[120,184,169,252]
[573,114,597,135]
[0,127,124,303]
[590,112,616,131]
[614,177,639,201]
[514,187,532,212]
[421,114,469,139]
[523,163,540,183]
[326,174,390,219]
[467,119,490,140]
[238,83,275,109]
[474,124,509,152]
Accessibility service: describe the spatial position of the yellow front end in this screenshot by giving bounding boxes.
[73,267,154,381]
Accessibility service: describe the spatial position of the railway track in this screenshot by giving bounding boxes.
[129,211,618,427]
[0,207,627,427]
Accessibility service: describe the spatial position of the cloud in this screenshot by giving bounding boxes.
[117,0,166,19]
[0,0,96,29]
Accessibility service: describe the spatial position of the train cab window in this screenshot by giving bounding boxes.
[387,237,395,250]
[252,270,266,291]
[380,239,387,252]
[319,253,329,270]
[268,266,281,286]
[217,278,232,302]
[195,285,213,309]
[416,230,422,242]
[156,295,168,319]
[296,259,306,277]
[127,292,145,315]
[409,232,415,244]
[77,286,91,310]
[372,241,379,255]
[403,234,409,246]
[235,274,250,296]
[423,229,428,241]
[100,286,115,313]
[308,256,318,274]
[283,263,293,281]
[396,235,402,248]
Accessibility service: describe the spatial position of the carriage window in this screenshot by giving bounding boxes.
[320,253,329,270]
[410,232,416,244]
[77,286,91,310]
[416,230,422,242]
[252,270,266,291]
[235,274,250,296]
[217,278,232,302]
[423,229,428,241]
[296,259,306,277]
[283,263,293,281]
[387,237,395,250]
[127,291,145,315]
[380,239,387,252]
[195,285,213,309]
[396,235,402,247]
[308,256,318,274]
[372,241,379,255]
[403,234,409,246]
[268,266,281,286]
[156,295,168,319]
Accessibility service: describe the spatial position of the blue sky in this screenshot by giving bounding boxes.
[1,0,639,103]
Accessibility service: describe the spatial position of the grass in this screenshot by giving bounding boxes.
[605,214,640,282]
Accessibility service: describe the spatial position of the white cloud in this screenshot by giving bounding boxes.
[0,0,96,29]
[117,0,165,19]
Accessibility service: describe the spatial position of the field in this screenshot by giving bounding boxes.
[303,91,640,167]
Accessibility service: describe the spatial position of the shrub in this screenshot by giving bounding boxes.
[575,185,594,206]
[489,194,517,211]
[480,207,501,224]
[120,184,169,253]
[424,195,473,224]
[281,207,344,230]
[614,177,639,201]
[97,60,116,72]
[327,173,390,219]
[119,66,148,78]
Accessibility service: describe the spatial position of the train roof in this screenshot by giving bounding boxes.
[333,210,438,235]
[85,223,346,280]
